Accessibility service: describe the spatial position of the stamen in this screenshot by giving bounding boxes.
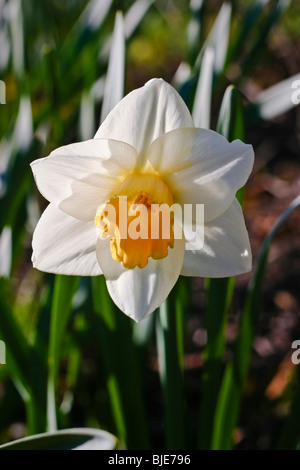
[95,173,174,269]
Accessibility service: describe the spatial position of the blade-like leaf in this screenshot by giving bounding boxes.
[0,428,117,450]
[199,85,244,450]
[192,46,214,128]
[101,12,125,123]
[248,73,300,122]
[156,293,185,450]
[124,0,155,39]
[187,0,204,64]
[212,194,300,449]
[240,0,291,78]
[0,279,32,392]
[79,91,95,141]
[217,85,245,141]
[227,0,271,65]
[0,226,12,278]
[195,2,231,74]
[92,276,150,450]
[47,275,80,432]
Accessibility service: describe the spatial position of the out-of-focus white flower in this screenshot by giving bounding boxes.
[30,79,254,322]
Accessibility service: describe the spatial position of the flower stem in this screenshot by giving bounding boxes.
[156,293,185,449]
[92,276,150,450]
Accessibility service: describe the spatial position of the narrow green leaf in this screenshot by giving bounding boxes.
[174,277,190,372]
[195,2,231,74]
[47,275,80,432]
[98,0,154,63]
[187,0,204,64]
[79,91,95,141]
[92,276,150,450]
[199,85,244,450]
[277,373,300,449]
[0,226,12,278]
[156,294,185,450]
[101,12,125,123]
[62,0,113,59]
[9,0,24,77]
[226,0,271,65]
[0,428,117,450]
[217,85,245,141]
[212,194,300,449]
[124,0,155,39]
[192,46,214,129]
[0,279,33,392]
[247,73,300,123]
[240,0,291,78]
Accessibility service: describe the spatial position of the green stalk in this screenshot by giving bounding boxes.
[199,276,234,449]
[47,275,80,432]
[92,276,150,450]
[198,85,244,449]
[156,292,185,449]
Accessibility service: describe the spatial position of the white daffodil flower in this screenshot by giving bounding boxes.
[31,78,254,322]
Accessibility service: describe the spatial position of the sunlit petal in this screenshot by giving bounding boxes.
[32,204,101,276]
[31,139,138,221]
[95,78,194,158]
[181,199,252,277]
[147,127,254,221]
[96,232,185,322]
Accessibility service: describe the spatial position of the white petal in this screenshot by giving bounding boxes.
[32,204,101,276]
[147,127,254,221]
[30,139,138,221]
[181,199,252,277]
[96,234,186,322]
[94,78,194,157]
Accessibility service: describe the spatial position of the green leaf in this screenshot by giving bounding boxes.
[195,2,231,74]
[247,73,300,123]
[239,0,291,78]
[124,0,155,38]
[187,0,204,64]
[0,226,12,278]
[276,371,300,450]
[62,0,113,59]
[198,85,244,450]
[212,194,300,450]
[101,12,125,123]
[0,428,117,450]
[192,46,214,129]
[92,276,150,450]
[226,0,271,65]
[79,91,95,141]
[216,85,245,141]
[9,0,25,77]
[47,275,80,432]
[156,292,185,450]
[0,279,33,393]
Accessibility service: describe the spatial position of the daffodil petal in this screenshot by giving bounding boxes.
[32,204,101,276]
[181,199,252,277]
[147,127,254,221]
[96,233,186,322]
[30,139,138,221]
[94,78,194,158]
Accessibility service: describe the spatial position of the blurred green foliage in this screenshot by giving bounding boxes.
[0,0,300,450]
